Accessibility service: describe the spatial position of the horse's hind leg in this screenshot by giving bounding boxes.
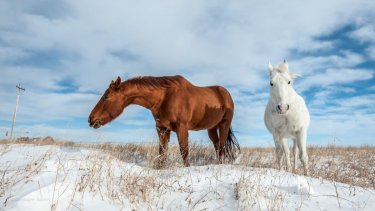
[218,121,231,163]
[156,127,170,168]
[208,127,219,158]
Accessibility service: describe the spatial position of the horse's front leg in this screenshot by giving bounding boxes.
[273,135,284,170]
[292,139,298,173]
[280,138,291,172]
[156,126,170,169]
[176,124,190,167]
[297,128,309,176]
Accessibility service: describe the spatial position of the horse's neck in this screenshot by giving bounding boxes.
[289,88,298,99]
[290,88,301,102]
[123,83,163,113]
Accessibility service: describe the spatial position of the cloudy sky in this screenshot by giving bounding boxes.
[0,0,374,146]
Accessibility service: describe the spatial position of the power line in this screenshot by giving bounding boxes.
[10,84,25,140]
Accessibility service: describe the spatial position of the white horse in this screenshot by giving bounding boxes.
[264,60,310,176]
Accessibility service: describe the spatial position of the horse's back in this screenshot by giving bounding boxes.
[192,85,234,109]
[165,81,234,130]
[156,76,234,129]
[175,76,234,109]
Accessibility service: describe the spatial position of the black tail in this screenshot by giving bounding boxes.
[225,127,241,161]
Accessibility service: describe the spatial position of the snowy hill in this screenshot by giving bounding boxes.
[0,144,374,210]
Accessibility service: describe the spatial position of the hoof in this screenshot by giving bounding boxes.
[153,156,167,169]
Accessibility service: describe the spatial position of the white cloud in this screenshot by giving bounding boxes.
[1,0,373,90]
[1,0,375,145]
[294,40,334,53]
[349,21,375,61]
[297,68,373,92]
[291,51,365,76]
[336,94,375,108]
[0,66,65,91]
[309,111,375,145]
[367,45,375,60]
[349,24,375,43]
[0,47,29,63]
[306,92,375,145]
[309,86,356,107]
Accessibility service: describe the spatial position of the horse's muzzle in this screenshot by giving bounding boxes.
[276,104,289,114]
[89,118,102,129]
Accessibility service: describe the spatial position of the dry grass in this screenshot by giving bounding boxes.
[235,172,286,211]
[307,145,375,189]
[0,146,52,203]
[66,152,159,210]
[1,137,375,190]
[101,143,375,189]
[1,137,375,210]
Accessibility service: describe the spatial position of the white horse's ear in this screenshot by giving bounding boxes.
[284,61,289,70]
[268,63,273,72]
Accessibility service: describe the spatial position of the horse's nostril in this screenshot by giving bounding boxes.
[287,105,290,110]
[88,117,92,123]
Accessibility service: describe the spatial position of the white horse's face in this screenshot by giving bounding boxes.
[268,62,295,115]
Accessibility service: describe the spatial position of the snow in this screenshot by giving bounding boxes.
[1,144,374,210]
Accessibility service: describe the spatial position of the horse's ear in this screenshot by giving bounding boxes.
[114,76,121,88]
[115,76,121,84]
[283,60,289,70]
[268,63,273,72]
[110,76,122,89]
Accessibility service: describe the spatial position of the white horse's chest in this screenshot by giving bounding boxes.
[265,104,307,139]
[270,114,300,138]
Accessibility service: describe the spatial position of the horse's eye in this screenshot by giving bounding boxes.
[103,95,109,101]
[270,82,273,86]
[288,81,291,85]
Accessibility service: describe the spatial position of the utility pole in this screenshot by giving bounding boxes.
[10,84,25,140]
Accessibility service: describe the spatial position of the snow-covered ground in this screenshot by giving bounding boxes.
[0,144,374,210]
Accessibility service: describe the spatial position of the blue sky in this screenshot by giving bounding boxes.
[0,0,374,146]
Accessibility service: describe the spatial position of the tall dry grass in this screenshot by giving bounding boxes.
[1,137,374,189]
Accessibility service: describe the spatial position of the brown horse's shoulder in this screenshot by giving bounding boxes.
[172,75,193,87]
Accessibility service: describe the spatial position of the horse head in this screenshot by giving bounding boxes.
[268,60,299,114]
[88,76,127,128]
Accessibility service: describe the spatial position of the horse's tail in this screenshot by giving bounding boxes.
[225,127,241,161]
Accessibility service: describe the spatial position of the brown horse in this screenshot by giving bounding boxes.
[88,75,240,167]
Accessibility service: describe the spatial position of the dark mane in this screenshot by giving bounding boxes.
[125,75,186,88]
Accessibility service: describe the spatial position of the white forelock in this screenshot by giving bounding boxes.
[275,63,289,73]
